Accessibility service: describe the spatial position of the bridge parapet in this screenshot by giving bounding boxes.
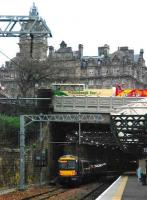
[53,96,145,113]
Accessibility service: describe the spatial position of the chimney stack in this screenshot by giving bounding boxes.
[78,44,83,59]
[49,46,54,57]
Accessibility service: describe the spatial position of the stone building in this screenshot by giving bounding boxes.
[48,43,147,89]
[0,4,147,97]
[80,45,147,89]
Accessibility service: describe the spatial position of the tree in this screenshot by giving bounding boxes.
[15,56,58,97]
[2,54,70,97]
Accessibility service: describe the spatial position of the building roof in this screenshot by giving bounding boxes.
[111,98,147,115]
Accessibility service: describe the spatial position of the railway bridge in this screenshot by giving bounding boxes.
[53,96,147,156]
[1,95,147,153]
[18,96,147,155]
[1,95,147,189]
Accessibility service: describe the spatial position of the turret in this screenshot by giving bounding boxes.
[18,3,49,60]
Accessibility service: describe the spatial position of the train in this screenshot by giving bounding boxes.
[58,154,107,185]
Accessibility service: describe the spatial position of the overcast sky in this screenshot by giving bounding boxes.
[0,0,147,65]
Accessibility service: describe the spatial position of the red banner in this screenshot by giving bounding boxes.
[116,85,147,97]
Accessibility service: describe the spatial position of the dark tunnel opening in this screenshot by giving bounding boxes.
[50,122,138,177]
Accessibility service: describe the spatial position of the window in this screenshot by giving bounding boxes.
[101,68,107,76]
[113,68,119,75]
[89,80,94,85]
[51,84,85,91]
[59,160,76,170]
[88,69,95,76]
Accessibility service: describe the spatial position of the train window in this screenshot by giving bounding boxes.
[82,162,89,168]
[59,160,76,169]
[68,160,76,169]
[59,161,68,169]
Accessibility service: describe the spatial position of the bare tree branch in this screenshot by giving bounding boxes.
[15,56,62,97]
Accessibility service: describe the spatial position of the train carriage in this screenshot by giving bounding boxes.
[58,154,107,185]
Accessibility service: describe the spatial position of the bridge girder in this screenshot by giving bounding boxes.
[111,115,147,156]
[23,113,109,125]
[0,15,52,37]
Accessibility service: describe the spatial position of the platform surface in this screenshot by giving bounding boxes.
[122,176,147,200]
[96,175,147,200]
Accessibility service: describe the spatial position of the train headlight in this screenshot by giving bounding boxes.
[72,170,77,175]
[59,170,77,176]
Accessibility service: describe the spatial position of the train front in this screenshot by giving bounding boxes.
[58,155,79,184]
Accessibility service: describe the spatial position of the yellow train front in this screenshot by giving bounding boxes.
[58,155,92,185]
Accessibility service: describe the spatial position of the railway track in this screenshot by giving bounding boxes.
[79,182,110,200]
[1,176,118,200]
[22,186,68,200]
[79,176,118,200]
[21,182,108,200]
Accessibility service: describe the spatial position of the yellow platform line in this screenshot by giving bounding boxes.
[112,176,128,200]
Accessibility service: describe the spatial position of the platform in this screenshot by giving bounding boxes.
[96,175,147,200]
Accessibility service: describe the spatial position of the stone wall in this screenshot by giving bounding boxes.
[0,149,19,187]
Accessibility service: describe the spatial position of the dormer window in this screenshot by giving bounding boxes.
[60,41,67,48]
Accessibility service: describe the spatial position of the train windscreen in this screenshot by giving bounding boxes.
[59,160,76,169]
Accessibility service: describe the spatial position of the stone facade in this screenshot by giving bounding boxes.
[48,43,147,89]
[0,4,147,97]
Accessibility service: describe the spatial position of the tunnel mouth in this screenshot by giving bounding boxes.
[51,122,137,177]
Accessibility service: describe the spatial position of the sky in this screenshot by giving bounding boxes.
[0,0,147,65]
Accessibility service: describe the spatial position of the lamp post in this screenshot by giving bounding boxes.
[78,113,81,145]
[39,114,43,186]
[77,113,81,173]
